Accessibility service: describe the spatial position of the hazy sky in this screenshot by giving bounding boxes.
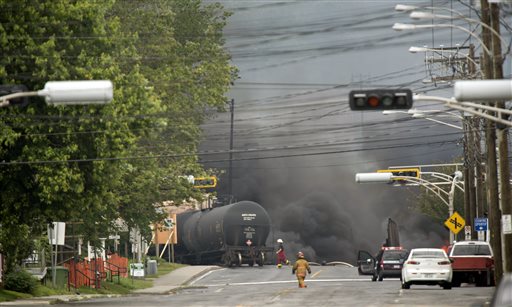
[200,0,512,262]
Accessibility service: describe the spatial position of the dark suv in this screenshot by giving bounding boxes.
[357,247,409,281]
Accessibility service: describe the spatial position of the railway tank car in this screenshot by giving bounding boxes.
[175,200,273,266]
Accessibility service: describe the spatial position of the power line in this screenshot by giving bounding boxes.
[0,135,461,166]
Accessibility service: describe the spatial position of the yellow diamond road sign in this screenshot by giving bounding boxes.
[445,212,466,234]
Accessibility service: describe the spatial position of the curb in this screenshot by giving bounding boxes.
[133,265,222,295]
[181,266,222,286]
[0,294,121,306]
[0,265,223,305]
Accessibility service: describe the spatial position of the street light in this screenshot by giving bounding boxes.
[355,172,393,183]
[414,93,512,128]
[0,80,113,108]
[382,109,463,130]
[355,170,464,243]
[392,23,492,57]
[409,11,506,47]
[454,79,512,102]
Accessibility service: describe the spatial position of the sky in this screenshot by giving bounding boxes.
[199,0,512,263]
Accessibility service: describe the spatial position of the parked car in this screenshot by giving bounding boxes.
[401,248,452,290]
[491,273,512,307]
[448,240,495,287]
[357,246,408,281]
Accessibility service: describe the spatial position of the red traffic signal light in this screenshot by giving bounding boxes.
[349,89,413,110]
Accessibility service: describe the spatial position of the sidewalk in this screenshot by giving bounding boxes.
[134,265,221,294]
[0,265,221,306]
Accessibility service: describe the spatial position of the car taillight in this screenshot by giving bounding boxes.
[486,258,495,268]
[407,260,420,265]
[438,261,451,265]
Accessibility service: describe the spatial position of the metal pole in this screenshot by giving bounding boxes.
[449,176,457,244]
[49,223,56,288]
[172,244,175,263]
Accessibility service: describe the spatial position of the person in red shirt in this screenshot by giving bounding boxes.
[276,239,289,268]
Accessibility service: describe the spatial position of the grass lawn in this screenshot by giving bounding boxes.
[0,262,187,302]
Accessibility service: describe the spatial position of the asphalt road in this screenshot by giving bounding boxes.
[58,265,495,307]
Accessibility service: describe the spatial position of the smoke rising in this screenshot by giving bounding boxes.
[200,1,463,264]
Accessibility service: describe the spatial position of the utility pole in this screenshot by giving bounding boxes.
[490,2,512,274]
[468,47,485,219]
[480,0,503,283]
[473,117,485,221]
[228,98,234,198]
[463,117,477,239]
[467,44,486,238]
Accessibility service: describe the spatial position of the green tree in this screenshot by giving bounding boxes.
[110,0,235,240]
[0,0,235,272]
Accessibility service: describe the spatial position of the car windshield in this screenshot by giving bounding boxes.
[451,244,491,256]
[383,251,408,260]
[411,250,445,258]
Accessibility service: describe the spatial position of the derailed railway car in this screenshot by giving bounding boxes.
[175,201,274,266]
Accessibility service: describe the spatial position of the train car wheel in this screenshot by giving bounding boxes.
[237,252,242,266]
[258,252,265,266]
[222,252,233,267]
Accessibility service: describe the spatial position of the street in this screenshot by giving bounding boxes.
[59,265,494,307]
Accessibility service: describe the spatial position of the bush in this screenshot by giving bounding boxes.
[4,270,38,294]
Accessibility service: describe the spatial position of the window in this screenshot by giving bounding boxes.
[412,250,445,258]
[383,250,408,260]
[451,244,491,256]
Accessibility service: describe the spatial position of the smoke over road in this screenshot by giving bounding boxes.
[200,1,466,263]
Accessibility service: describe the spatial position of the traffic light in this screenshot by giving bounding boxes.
[377,168,420,180]
[349,89,413,110]
[193,176,217,188]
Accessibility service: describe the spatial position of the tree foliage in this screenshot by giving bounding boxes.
[0,0,235,272]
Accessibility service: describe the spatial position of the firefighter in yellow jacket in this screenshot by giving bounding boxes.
[292,251,311,288]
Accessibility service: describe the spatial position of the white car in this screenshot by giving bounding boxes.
[401,248,453,290]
